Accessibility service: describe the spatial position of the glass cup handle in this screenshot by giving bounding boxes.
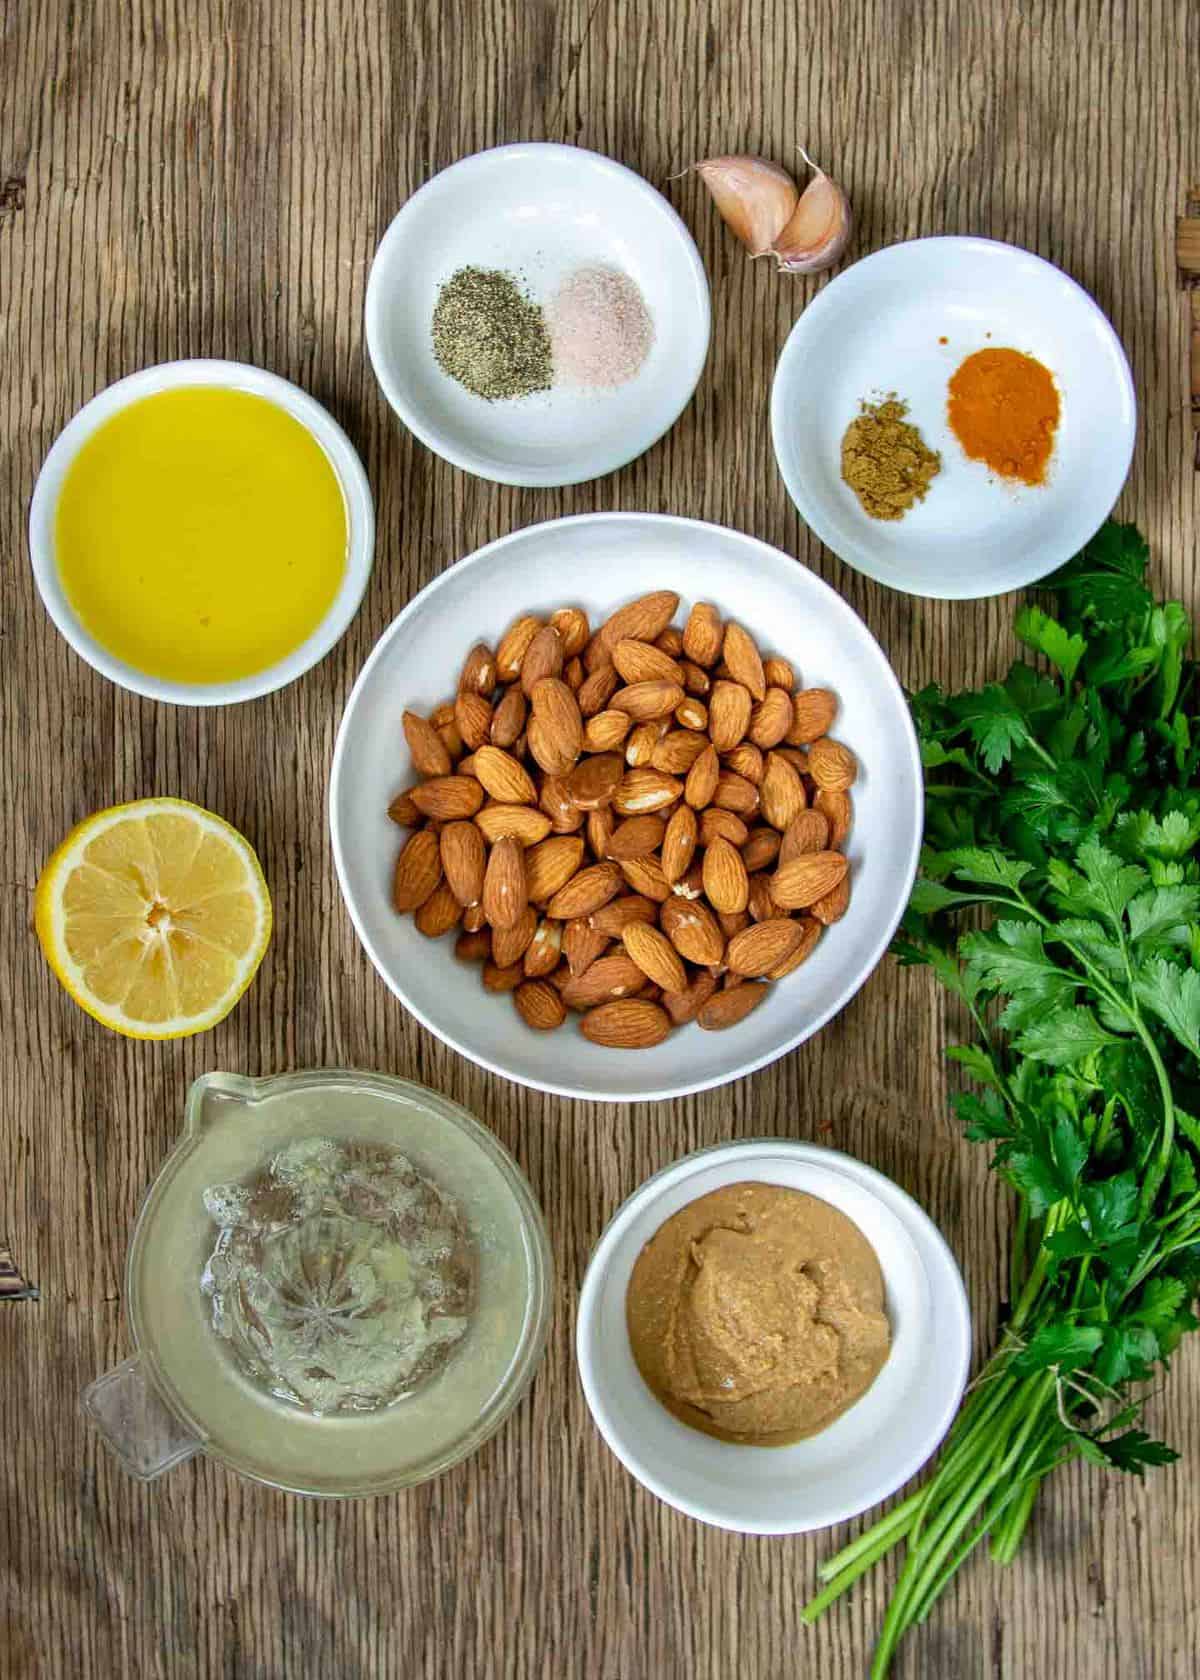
[82,1355,201,1482]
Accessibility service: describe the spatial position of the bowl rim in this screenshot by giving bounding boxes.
[329,510,924,1102]
[574,1137,973,1534]
[364,141,712,488]
[28,357,375,705]
[769,234,1137,600]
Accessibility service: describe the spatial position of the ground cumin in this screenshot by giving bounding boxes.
[946,347,1060,485]
[840,397,941,521]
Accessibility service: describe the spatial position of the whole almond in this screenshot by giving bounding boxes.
[567,752,624,810]
[432,705,464,761]
[613,768,682,815]
[561,953,647,1009]
[656,626,685,657]
[680,660,712,697]
[523,918,564,977]
[698,982,769,1030]
[520,624,564,695]
[550,606,590,658]
[780,808,830,861]
[747,873,778,923]
[403,710,453,777]
[388,787,421,827]
[491,905,538,968]
[787,688,838,745]
[540,776,585,834]
[577,664,620,716]
[760,750,807,832]
[712,769,760,816]
[454,691,493,751]
[684,742,720,809]
[454,927,492,963]
[482,959,524,993]
[661,897,725,966]
[767,915,823,978]
[763,656,795,690]
[475,803,553,846]
[619,855,671,903]
[612,639,682,685]
[661,969,718,1025]
[482,836,528,930]
[675,697,708,732]
[776,745,810,776]
[661,805,698,883]
[587,807,615,859]
[546,860,623,920]
[770,851,848,910]
[623,922,688,993]
[459,642,498,696]
[611,680,685,721]
[472,745,536,805]
[392,829,442,912]
[440,821,486,906]
[564,656,584,691]
[600,590,680,648]
[530,678,583,768]
[415,880,462,938]
[717,907,751,940]
[724,741,765,784]
[653,729,709,774]
[808,737,858,791]
[584,709,632,752]
[626,720,666,766]
[682,602,723,667]
[726,918,805,976]
[699,807,749,848]
[564,917,610,976]
[722,622,766,700]
[703,836,749,914]
[589,894,658,937]
[496,615,543,682]
[410,776,486,820]
[748,687,794,749]
[812,874,851,925]
[514,979,567,1030]
[462,902,487,933]
[708,680,752,752]
[583,633,614,673]
[580,998,672,1048]
[741,826,782,872]
[814,787,853,847]
[489,685,527,748]
[525,835,585,902]
[607,814,667,860]
[671,859,706,902]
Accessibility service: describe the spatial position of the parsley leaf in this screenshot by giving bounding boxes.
[1014,1006,1120,1066]
[1133,959,1200,1058]
[1014,604,1087,684]
[1091,1430,1180,1475]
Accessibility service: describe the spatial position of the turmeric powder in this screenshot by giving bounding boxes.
[946,347,1060,485]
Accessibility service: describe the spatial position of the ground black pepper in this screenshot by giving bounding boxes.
[431,266,553,401]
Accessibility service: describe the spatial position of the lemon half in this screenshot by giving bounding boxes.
[35,797,272,1039]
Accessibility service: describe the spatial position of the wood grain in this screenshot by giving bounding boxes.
[2,2,1198,1676]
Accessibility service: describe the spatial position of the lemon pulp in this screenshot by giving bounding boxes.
[54,387,347,684]
[35,798,272,1038]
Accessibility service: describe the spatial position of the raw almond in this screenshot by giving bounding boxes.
[682,602,723,667]
[580,998,672,1048]
[546,860,623,920]
[653,729,709,774]
[708,681,752,752]
[661,805,697,883]
[619,855,671,903]
[770,850,848,910]
[672,859,706,901]
[812,873,851,925]
[587,807,614,859]
[520,624,564,695]
[392,829,442,912]
[675,697,708,732]
[656,626,684,657]
[415,880,462,938]
[607,814,667,860]
[462,902,487,933]
[482,836,528,930]
[454,927,492,963]
[741,826,781,872]
[523,918,564,977]
[482,959,524,993]
[699,807,749,848]
[525,836,585,902]
[387,787,421,827]
[776,745,810,776]
[661,897,725,966]
[611,639,682,685]
[491,905,538,968]
[760,750,807,832]
[584,709,632,752]
[625,720,664,766]
[680,659,712,697]
[472,745,536,805]
[726,918,805,976]
[724,741,764,784]
[722,621,766,700]
[763,656,794,690]
[698,982,768,1030]
[453,690,493,752]
[611,680,685,721]
[661,969,718,1025]
[613,768,682,815]
[600,590,680,648]
[514,979,566,1030]
[561,953,647,1009]
[583,633,614,673]
[403,710,453,777]
[564,656,584,691]
[540,776,585,834]
[717,907,750,940]
[712,769,760,816]
[807,737,858,791]
[748,687,794,749]
[459,642,498,696]
[440,821,486,906]
[530,678,583,770]
[564,917,610,976]
[780,808,830,861]
[432,707,464,761]
[814,786,853,848]
[489,685,527,748]
[767,915,823,978]
[475,803,553,846]
[787,688,838,745]
[589,894,658,937]
[410,776,486,820]
[747,873,779,923]
[567,752,623,810]
[495,615,542,682]
[684,742,720,809]
[623,922,688,993]
[577,664,620,716]
[550,606,590,658]
[703,836,750,914]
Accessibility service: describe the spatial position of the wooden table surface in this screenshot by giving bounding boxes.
[3,2,1198,1675]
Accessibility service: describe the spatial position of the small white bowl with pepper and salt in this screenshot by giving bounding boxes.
[329,513,922,1102]
[364,143,710,487]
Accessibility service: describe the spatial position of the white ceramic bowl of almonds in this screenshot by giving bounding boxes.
[330,514,922,1102]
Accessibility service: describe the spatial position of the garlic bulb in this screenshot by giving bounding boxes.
[689,155,798,258]
[771,149,852,273]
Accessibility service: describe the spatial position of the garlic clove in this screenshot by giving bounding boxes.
[690,155,799,258]
[771,149,852,273]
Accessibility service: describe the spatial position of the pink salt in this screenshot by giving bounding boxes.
[547,264,654,389]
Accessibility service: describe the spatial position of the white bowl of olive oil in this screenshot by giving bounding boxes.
[29,360,374,705]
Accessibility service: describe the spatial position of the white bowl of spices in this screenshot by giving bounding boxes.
[365,143,711,487]
[576,1139,971,1535]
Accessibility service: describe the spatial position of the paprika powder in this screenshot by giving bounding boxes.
[946,347,1060,485]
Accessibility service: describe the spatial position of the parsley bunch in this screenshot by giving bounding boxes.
[804,523,1200,1674]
